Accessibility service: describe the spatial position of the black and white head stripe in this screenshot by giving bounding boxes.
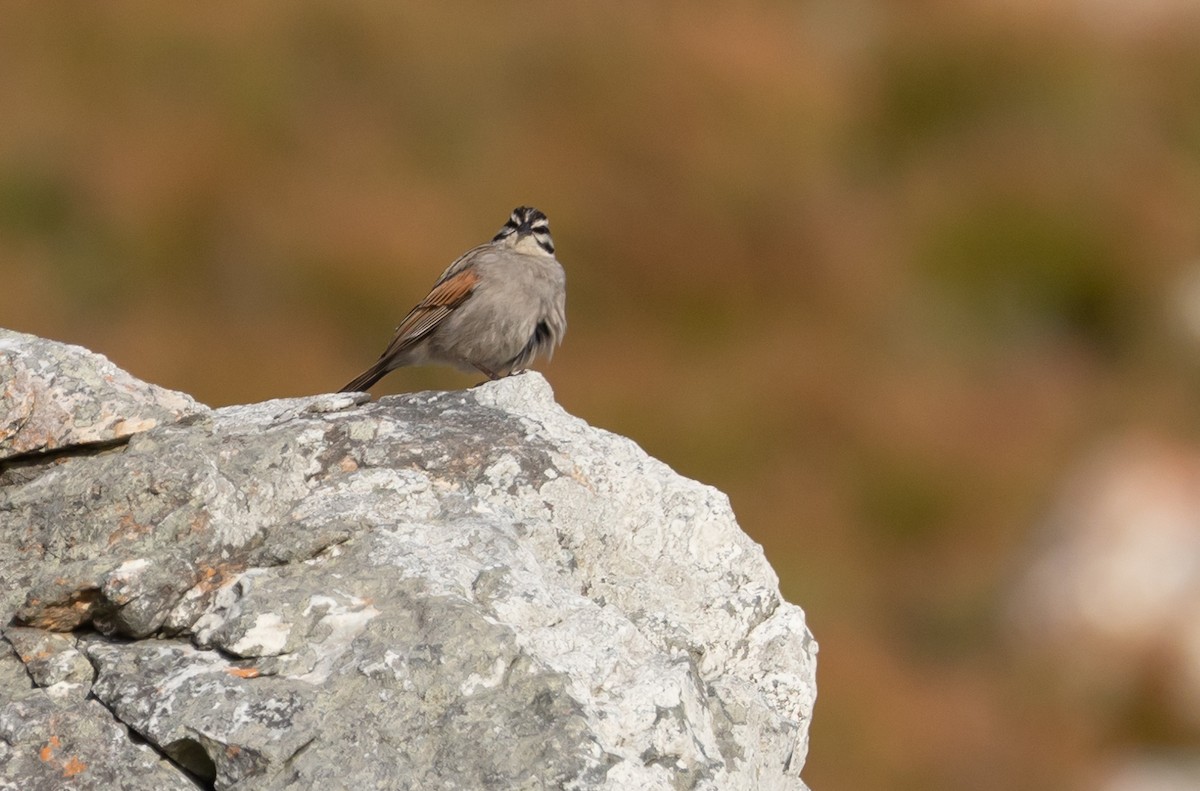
[494,206,554,254]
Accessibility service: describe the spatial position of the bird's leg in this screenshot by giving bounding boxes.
[473,363,501,381]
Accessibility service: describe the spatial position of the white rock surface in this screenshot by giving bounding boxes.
[0,328,207,459]
[0,332,817,790]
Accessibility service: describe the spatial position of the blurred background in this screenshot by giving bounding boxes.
[4,1,1200,788]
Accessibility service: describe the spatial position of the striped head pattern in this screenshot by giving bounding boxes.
[493,206,554,255]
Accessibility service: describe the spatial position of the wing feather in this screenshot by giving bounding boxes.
[374,266,480,360]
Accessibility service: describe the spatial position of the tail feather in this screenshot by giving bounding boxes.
[339,360,391,393]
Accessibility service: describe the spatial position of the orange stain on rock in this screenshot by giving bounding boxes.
[39,735,61,762]
[62,756,86,777]
[226,666,260,678]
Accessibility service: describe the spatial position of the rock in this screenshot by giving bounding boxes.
[1009,433,1200,788]
[0,639,197,791]
[0,331,817,790]
[0,328,208,460]
[1009,433,1200,712]
[4,626,93,697]
[1101,754,1200,791]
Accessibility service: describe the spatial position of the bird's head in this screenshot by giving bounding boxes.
[493,206,554,256]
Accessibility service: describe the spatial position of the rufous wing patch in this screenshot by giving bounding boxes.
[387,267,481,349]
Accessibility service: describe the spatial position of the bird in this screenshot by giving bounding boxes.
[339,206,567,393]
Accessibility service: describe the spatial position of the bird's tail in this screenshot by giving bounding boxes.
[339,360,390,393]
